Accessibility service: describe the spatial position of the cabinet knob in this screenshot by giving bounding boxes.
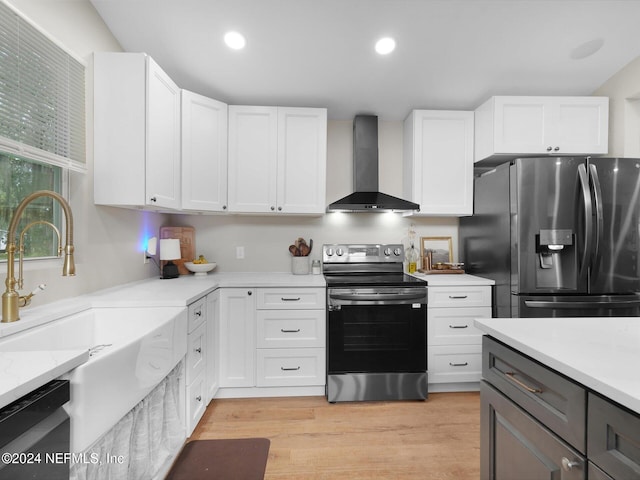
[554,146,560,151]
[247,291,252,296]
[195,347,202,353]
[561,457,580,472]
[270,206,275,211]
[196,395,202,402]
[222,205,227,210]
[150,196,157,202]
[278,206,282,211]
[546,146,553,152]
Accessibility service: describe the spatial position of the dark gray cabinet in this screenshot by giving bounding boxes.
[481,381,585,480]
[481,336,640,480]
[588,393,640,479]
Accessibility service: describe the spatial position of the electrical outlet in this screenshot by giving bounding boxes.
[236,246,245,259]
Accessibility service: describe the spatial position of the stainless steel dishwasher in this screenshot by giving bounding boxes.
[0,379,70,480]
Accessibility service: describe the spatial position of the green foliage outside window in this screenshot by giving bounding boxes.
[0,152,62,261]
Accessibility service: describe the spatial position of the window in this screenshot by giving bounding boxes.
[0,2,84,262]
[0,152,65,261]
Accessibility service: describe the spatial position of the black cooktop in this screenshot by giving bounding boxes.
[324,273,427,288]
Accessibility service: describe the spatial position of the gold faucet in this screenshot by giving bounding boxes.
[2,190,75,323]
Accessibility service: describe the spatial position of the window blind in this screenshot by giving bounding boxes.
[0,1,86,172]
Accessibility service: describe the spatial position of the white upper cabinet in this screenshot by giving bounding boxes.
[474,96,609,164]
[228,106,327,214]
[94,52,181,210]
[403,110,474,216]
[181,90,228,212]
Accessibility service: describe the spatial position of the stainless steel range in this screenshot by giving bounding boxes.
[323,244,428,402]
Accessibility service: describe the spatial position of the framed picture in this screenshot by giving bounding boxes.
[421,236,453,267]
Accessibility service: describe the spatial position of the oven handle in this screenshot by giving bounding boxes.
[329,290,427,306]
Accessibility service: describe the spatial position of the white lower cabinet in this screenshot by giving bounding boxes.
[185,296,208,434]
[427,285,491,392]
[218,289,256,388]
[217,287,326,398]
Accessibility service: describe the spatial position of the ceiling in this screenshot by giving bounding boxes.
[89,0,640,121]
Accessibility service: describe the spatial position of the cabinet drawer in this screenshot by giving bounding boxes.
[483,336,586,454]
[257,288,325,309]
[429,345,482,384]
[187,296,206,333]
[186,370,207,435]
[428,286,491,308]
[427,307,490,345]
[256,348,325,387]
[257,310,325,348]
[186,321,206,384]
[588,393,640,479]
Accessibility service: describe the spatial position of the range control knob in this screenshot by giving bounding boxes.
[394,248,402,256]
[336,248,345,256]
[383,248,392,256]
[326,248,334,257]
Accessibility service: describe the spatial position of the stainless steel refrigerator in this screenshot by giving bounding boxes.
[460,157,640,317]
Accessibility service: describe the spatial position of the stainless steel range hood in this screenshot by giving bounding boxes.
[327,115,419,212]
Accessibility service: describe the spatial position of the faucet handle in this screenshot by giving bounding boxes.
[18,284,46,308]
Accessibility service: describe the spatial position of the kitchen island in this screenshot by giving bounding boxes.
[474,317,640,480]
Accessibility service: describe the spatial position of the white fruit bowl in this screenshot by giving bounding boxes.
[184,262,217,276]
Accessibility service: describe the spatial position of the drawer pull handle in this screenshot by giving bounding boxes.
[281,328,301,333]
[449,362,468,367]
[281,366,301,371]
[505,371,543,394]
[195,347,202,353]
[281,297,301,302]
[449,295,468,299]
[449,324,469,329]
[561,457,581,472]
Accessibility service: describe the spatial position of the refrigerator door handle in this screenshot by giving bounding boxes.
[577,164,594,276]
[524,299,640,309]
[589,163,604,268]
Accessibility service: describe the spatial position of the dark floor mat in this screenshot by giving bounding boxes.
[165,438,270,480]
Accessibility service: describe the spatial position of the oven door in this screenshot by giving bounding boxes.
[327,287,427,374]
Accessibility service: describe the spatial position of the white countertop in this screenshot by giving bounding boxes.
[412,273,495,286]
[0,349,89,409]
[474,317,640,414]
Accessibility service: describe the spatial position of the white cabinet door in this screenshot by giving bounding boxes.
[277,107,327,214]
[552,97,608,154]
[227,106,278,213]
[145,56,181,209]
[219,288,256,387]
[94,52,181,210]
[491,97,549,155]
[228,105,327,214]
[475,96,609,163]
[403,110,474,216]
[181,90,228,212]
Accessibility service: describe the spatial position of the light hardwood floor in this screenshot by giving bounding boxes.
[190,392,480,479]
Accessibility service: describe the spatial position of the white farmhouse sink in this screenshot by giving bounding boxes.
[0,306,187,452]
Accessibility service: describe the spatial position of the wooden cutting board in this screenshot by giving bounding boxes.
[160,226,195,275]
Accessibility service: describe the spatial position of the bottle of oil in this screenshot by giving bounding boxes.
[407,243,419,274]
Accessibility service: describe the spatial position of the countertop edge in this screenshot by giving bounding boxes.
[474,318,640,415]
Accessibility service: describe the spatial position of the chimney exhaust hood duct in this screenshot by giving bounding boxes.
[327,115,419,213]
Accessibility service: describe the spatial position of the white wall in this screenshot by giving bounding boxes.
[2,0,168,306]
[594,56,640,157]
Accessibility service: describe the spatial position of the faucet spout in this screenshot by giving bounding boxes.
[2,190,75,323]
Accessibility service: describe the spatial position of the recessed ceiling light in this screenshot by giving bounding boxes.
[375,37,396,55]
[224,31,246,50]
[570,38,604,60]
